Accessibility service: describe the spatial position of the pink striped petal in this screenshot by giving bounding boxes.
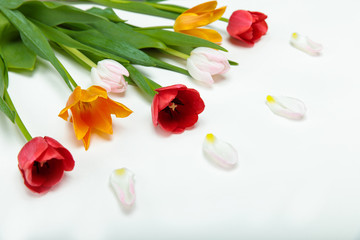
[203,133,238,168]
[290,33,322,56]
[266,95,306,120]
[110,168,136,207]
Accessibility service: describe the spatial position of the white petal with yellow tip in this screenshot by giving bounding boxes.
[203,133,238,168]
[110,168,136,206]
[290,32,322,56]
[266,95,306,120]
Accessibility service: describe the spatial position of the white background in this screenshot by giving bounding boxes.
[1,0,360,239]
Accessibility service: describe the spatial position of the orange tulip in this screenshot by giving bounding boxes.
[174,1,226,43]
[59,86,132,150]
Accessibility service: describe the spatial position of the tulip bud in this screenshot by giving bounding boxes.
[187,47,230,84]
[227,10,268,46]
[91,59,129,93]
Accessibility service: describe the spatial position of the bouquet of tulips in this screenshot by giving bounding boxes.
[0,0,268,194]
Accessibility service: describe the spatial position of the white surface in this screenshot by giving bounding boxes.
[1,0,360,239]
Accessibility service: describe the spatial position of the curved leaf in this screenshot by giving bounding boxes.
[91,20,166,49]
[33,20,129,64]
[0,7,74,90]
[136,29,227,52]
[64,28,155,66]
[18,1,105,26]
[89,0,179,19]
[0,0,24,9]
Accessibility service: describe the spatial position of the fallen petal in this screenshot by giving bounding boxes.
[266,95,306,120]
[110,168,135,207]
[290,32,322,56]
[203,133,238,168]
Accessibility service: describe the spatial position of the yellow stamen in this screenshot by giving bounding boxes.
[292,32,298,39]
[115,168,126,176]
[169,102,177,111]
[206,133,216,143]
[266,95,275,103]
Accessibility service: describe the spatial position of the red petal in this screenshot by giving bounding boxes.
[44,136,75,171]
[151,94,160,126]
[18,137,48,170]
[227,10,253,36]
[249,11,268,23]
[251,21,268,41]
[157,110,181,132]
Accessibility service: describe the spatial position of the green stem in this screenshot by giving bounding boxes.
[60,44,97,69]
[4,90,32,141]
[162,47,189,60]
[220,17,229,23]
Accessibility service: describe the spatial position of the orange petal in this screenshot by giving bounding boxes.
[184,1,217,14]
[207,6,227,24]
[180,28,223,43]
[106,98,133,118]
[174,6,226,31]
[71,104,90,140]
[175,13,214,31]
[58,86,82,121]
[80,86,108,103]
[84,98,113,134]
[82,129,91,150]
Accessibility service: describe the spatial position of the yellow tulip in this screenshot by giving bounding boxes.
[174,1,226,43]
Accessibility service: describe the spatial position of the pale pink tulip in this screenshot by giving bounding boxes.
[91,59,129,93]
[187,47,230,84]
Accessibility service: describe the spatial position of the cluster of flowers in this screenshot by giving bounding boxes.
[0,1,268,194]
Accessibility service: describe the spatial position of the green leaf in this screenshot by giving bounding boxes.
[64,28,155,66]
[0,56,15,122]
[2,40,36,70]
[229,60,238,66]
[124,64,157,97]
[33,20,129,64]
[0,54,8,97]
[150,57,189,76]
[86,7,125,22]
[0,12,35,70]
[0,0,24,9]
[90,20,166,50]
[0,7,74,90]
[18,1,105,26]
[135,29,227,52]
[88,0,179,19]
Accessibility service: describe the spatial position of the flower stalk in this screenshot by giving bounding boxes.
[162,47,190,60]
[3,90,32,141]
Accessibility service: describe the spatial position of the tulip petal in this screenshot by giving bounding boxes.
[91,67,112,92]
[184,1,218,14]
[227,10,253,36]
[266,95,306,120]
[187,56,214,84]
[110,168,136,207]
[180,28,223,43]
[175,6,226,31]
[203,133,238,168]
[92,59,129,93]
[44,136,75,171]
[290,33,322,56]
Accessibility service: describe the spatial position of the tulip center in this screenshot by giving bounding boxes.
[168,102,178,111]
[79,102,92,111]
[33,161,50,174]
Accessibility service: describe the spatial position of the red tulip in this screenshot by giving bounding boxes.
[18,136,75,193]
[227,10,268,46]
[151,84,205,133]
